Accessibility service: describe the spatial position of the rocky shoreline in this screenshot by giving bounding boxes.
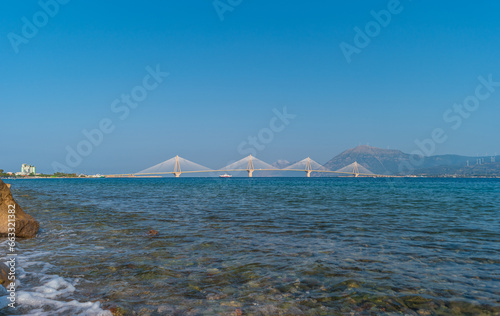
[0,179,40,291]
[0,179,39,239]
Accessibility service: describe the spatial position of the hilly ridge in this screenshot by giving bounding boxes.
[323,146,407,175]
[323,145,499,176]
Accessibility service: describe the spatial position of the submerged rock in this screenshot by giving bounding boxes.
[146,229,159,237]
[0,179,39,238]
[108,305,126,316]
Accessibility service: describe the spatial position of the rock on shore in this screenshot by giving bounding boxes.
[0,179,39,238]
[0,262,9,289]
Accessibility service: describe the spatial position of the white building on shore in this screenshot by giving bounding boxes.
[18,164,37,175]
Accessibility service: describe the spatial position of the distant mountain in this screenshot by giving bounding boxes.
[323,145,408,175]
[272,160,292,169]
[323,145,499,176]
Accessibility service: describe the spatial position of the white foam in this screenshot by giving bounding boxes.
[17,291,111,316]
[31,275,76,299]
[0,244,112,316]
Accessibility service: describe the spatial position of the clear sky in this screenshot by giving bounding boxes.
[1,0,500,174]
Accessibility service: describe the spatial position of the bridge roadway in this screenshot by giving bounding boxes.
[105,169,400,178]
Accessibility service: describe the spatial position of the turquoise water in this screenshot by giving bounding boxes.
[1,178,500,315]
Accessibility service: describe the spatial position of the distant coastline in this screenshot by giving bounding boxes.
[3,145,500,180]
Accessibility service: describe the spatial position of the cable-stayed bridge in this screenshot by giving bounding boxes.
[106,155,400,178]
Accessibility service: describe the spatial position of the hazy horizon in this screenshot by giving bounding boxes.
[2,1,500,174]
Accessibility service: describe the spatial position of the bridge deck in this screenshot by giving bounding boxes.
[105,169,401,178]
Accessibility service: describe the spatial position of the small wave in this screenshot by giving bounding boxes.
[17,290,110,316]
[0,246,111,316]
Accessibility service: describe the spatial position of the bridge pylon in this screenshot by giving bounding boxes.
[305,157,312,177]
[247,155,255,177]
[173,155,182,178]
[353,161,359,177]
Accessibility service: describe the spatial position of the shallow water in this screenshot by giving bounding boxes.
[1,178,500,315]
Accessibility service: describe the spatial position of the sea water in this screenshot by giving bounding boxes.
[1,178,499,315]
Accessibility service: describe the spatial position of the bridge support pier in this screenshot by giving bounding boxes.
[173,156,182,178]
[305,157,312,178]
[247,155,255,177]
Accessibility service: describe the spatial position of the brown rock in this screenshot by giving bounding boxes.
[234,308,243,316]
[108,306,126,316]
[0,179,39,238]
[0,262,10,288]
[146,229,159,237]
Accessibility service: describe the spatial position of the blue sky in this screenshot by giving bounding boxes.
[1,0,500,174]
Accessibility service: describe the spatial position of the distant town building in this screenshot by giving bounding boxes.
[20,164,36,175]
